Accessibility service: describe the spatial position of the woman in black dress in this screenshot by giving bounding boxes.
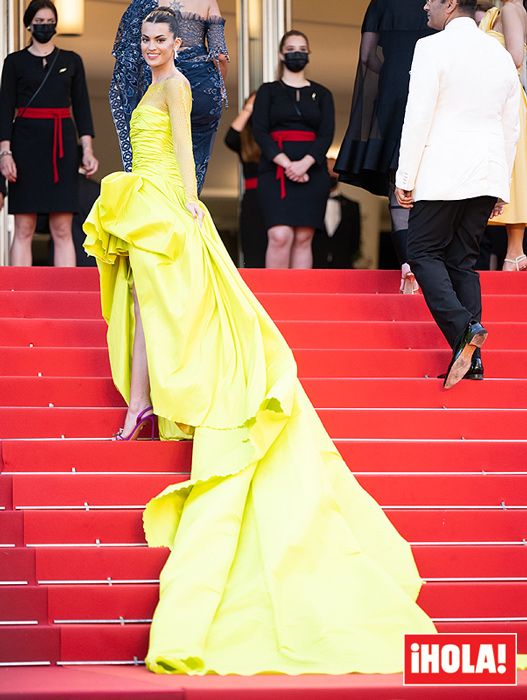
[0,0,98,267]
[224,92,266,268]
[252,30,335,269]
[335,0,434,292]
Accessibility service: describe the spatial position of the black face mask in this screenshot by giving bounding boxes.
[282,51,309,73]
[31,23,57,44]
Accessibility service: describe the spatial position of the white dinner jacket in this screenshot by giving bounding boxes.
[396,17,521,202]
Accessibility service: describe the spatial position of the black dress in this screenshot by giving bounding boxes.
[252,80,335,230]
[335,0,434,196]
[224,126,267,268]
[0,48,94,214]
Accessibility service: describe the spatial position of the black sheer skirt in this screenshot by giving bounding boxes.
[335,0,434,196]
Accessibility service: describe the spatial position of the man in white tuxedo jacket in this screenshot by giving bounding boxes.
[395,0,520,389]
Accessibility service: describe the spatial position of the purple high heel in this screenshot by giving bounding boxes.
[114,406,156,441]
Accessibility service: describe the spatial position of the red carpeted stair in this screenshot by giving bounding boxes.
[0,267,526,699]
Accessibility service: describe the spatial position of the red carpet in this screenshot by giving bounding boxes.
[0,268,526,698]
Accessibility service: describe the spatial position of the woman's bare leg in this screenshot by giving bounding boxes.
[10,214,37,266]
[120,285,152,435]
[502,223,527,270]
[266,225,294,268]
[290,227,314,269]
[49,212,76,267]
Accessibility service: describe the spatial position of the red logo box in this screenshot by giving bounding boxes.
[404,633,517,686]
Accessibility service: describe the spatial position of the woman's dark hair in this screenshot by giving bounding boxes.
[143,6,180,37]
[240,92,261,164]
[279,30,310,55]
[24,0,58,28]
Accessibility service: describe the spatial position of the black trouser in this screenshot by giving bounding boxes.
[408,197,496,349]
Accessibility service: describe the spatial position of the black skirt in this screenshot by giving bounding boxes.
[335,0,434,196]
[10,114,80,213]
[257,145,331,230]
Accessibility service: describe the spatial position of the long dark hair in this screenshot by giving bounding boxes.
[240,92,261,164]
[143,6,180,37]
[23,0,58,28]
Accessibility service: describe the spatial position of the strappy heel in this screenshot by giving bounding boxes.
[503,255,527,271]
[114,405,156,441]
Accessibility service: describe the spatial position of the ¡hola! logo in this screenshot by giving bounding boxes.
[404,634,517,686]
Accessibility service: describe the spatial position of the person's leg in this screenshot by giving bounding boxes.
[10,214,37,266]
[502,223,527,270]
[49,212,76,267]
[290,227,315,269]
[120,284,152,436]
[408,200,471,348]
[389,172,417,293]
[445,196,496,327]
[266,226,294,268]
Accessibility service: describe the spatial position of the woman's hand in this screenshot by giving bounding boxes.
[0,154,17,183]
[82,150,99,177]
[186,200,204,226]
[285,156,314,183]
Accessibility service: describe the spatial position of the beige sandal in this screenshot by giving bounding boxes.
[503,255,527,271]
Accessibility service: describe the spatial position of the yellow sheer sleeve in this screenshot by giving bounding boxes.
[164,76,198,203]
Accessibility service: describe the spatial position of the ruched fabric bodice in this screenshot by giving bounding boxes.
[131,106,184,192]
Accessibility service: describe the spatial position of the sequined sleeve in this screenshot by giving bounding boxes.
[165,77,199,203]
[206,16,229,61]
[109,0,156,172]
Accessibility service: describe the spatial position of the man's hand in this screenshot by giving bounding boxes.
[395,187,414,209]
[0,193,4,212]
[490,199,505,219]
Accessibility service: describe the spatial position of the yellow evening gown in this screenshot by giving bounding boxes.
[83,73,436,675]
[480,7,527,225]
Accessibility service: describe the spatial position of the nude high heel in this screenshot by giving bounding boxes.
[503,255,527,271]
[400,263,420,294]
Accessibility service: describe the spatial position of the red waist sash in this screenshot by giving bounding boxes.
[271,130,316,199]
[244,177,258,191]
[17,107,72,184]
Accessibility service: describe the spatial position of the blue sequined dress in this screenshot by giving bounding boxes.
[110,1,228,193]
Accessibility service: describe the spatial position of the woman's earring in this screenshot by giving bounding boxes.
[174,49,178,60]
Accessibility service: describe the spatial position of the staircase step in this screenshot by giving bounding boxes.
[27,545,527,583]
[2,406,527,440]
[0,548,36,584]
[1,318,526,350]
[0,511,23,546]
[0,625,60,665]
[0,439,192,473]
[0,586,48,623]
[386,509,527,542]
[2,376,527,409]
[0,267,524,295]
[3,347,527,379]
[40,581,527,623]
[11,474,184,508]
[419,581,527,618]
[18,508,527,546]
[2,290,524,322]
[336,439,527,472]
[2,438,525,475]
[9,473,527,509]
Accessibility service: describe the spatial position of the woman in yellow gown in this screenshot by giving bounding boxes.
[84,7,436,675]
[480,1,527,271]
